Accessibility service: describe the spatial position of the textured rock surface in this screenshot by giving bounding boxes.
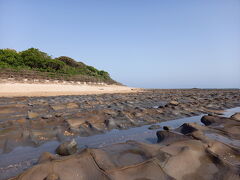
[11,113,240,180]
[0,89,239,153]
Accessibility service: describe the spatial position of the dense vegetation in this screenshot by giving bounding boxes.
[0,48,116,83]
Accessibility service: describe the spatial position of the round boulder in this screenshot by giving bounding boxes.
[55,139,77,156]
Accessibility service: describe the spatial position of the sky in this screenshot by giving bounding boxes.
[0,0,239,88]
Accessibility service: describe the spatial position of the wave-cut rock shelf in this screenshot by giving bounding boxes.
[0,89,239,179]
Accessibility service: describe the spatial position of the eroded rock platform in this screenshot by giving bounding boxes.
[11,113,240,180]
[1,89,240,153]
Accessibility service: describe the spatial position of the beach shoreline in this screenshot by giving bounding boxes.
[0,82,140,97]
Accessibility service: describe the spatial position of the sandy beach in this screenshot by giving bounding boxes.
[0,82,140,97]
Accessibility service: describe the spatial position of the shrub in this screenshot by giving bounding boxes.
[98,70,110,79]
[56,56,86,68]
[44,59,66,71]
[0,61,11,68]
[20,48,51,69]
[0,49,23,67]
[0,47,116,83]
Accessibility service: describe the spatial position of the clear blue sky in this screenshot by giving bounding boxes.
[0,0,239,88]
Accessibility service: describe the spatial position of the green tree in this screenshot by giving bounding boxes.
[0,49,23,67]
[20,48,51,69]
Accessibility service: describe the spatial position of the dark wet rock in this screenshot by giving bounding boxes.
[55,139,77,156]
[158,102,168,108]
[148,124,161,130]
[55,113,62,117]
[207,113,214,116]
[201,115,226,126]
[178,123,198,134]
[163,126,171,131]
[156,131,191,144]
[41,114,53,119]
[201,115,218,125]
